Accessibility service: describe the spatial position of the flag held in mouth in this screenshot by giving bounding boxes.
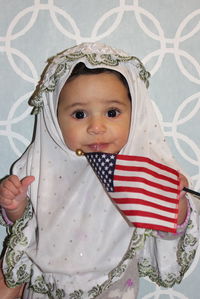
[85,152,181,233]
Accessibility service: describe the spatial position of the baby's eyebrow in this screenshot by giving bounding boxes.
[65,102,87,109]
[104,99,128,106]
[64,99,128,110]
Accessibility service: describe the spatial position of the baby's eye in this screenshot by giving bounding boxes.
[107,109,120,118]
[72,110,86,119]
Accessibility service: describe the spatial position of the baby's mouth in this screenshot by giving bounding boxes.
[87,143,109,152]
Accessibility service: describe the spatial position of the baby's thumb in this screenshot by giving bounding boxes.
[21,176,35,192]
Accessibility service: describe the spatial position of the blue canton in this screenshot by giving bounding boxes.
[85,153,116,192]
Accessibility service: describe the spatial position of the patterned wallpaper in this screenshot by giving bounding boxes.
[0,1,200,298]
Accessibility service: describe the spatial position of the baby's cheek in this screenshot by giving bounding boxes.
[119,130,129,148]
[64,132,80,151]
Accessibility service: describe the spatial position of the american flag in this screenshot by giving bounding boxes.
[85,153,181,233]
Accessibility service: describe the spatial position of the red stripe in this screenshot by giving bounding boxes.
[114,175,179,194]
[133,222,176,233]
[115,165,179,185]
[114,186,179,204]
[113,197,178,213]
[117,155,179,176]
[123,210,176,223]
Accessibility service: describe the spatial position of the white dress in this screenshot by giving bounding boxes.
[0,42,199,299]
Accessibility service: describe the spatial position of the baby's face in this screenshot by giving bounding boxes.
[57,72,131,154]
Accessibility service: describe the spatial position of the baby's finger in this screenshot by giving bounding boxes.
[21,176,35,191]
[179,173,189,200]
[179,173,188,189]
[2,179,20,197]
[7,175,21,188]
[0,196,14,209]
[21,176,35,186]
[0,186,17,200]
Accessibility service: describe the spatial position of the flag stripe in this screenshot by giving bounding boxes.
[113,198,178,213]
[116,159,178,180]
[114,168,178,189]
[114,175,179,194]
[117,155,178,176]
[123,210,177,223]
[115,165,178,185]
[114,186,179,204]
[114,179,178,199]
[117,204,176,219]
[127,216,176,228]
[111,192,178,208]
[114,180,178,199]
[133,222,176,233]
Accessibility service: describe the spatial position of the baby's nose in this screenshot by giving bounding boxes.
[87,117,106,135]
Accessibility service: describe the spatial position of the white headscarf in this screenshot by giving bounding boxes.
[2,42,199,298]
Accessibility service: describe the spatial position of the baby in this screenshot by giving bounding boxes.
[0,43,198,299]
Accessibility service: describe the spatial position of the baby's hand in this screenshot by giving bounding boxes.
[0,175,35,221]
[177,173,188,225]
[179,173,188,199]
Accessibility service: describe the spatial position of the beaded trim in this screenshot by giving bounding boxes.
[29,44,150,115]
